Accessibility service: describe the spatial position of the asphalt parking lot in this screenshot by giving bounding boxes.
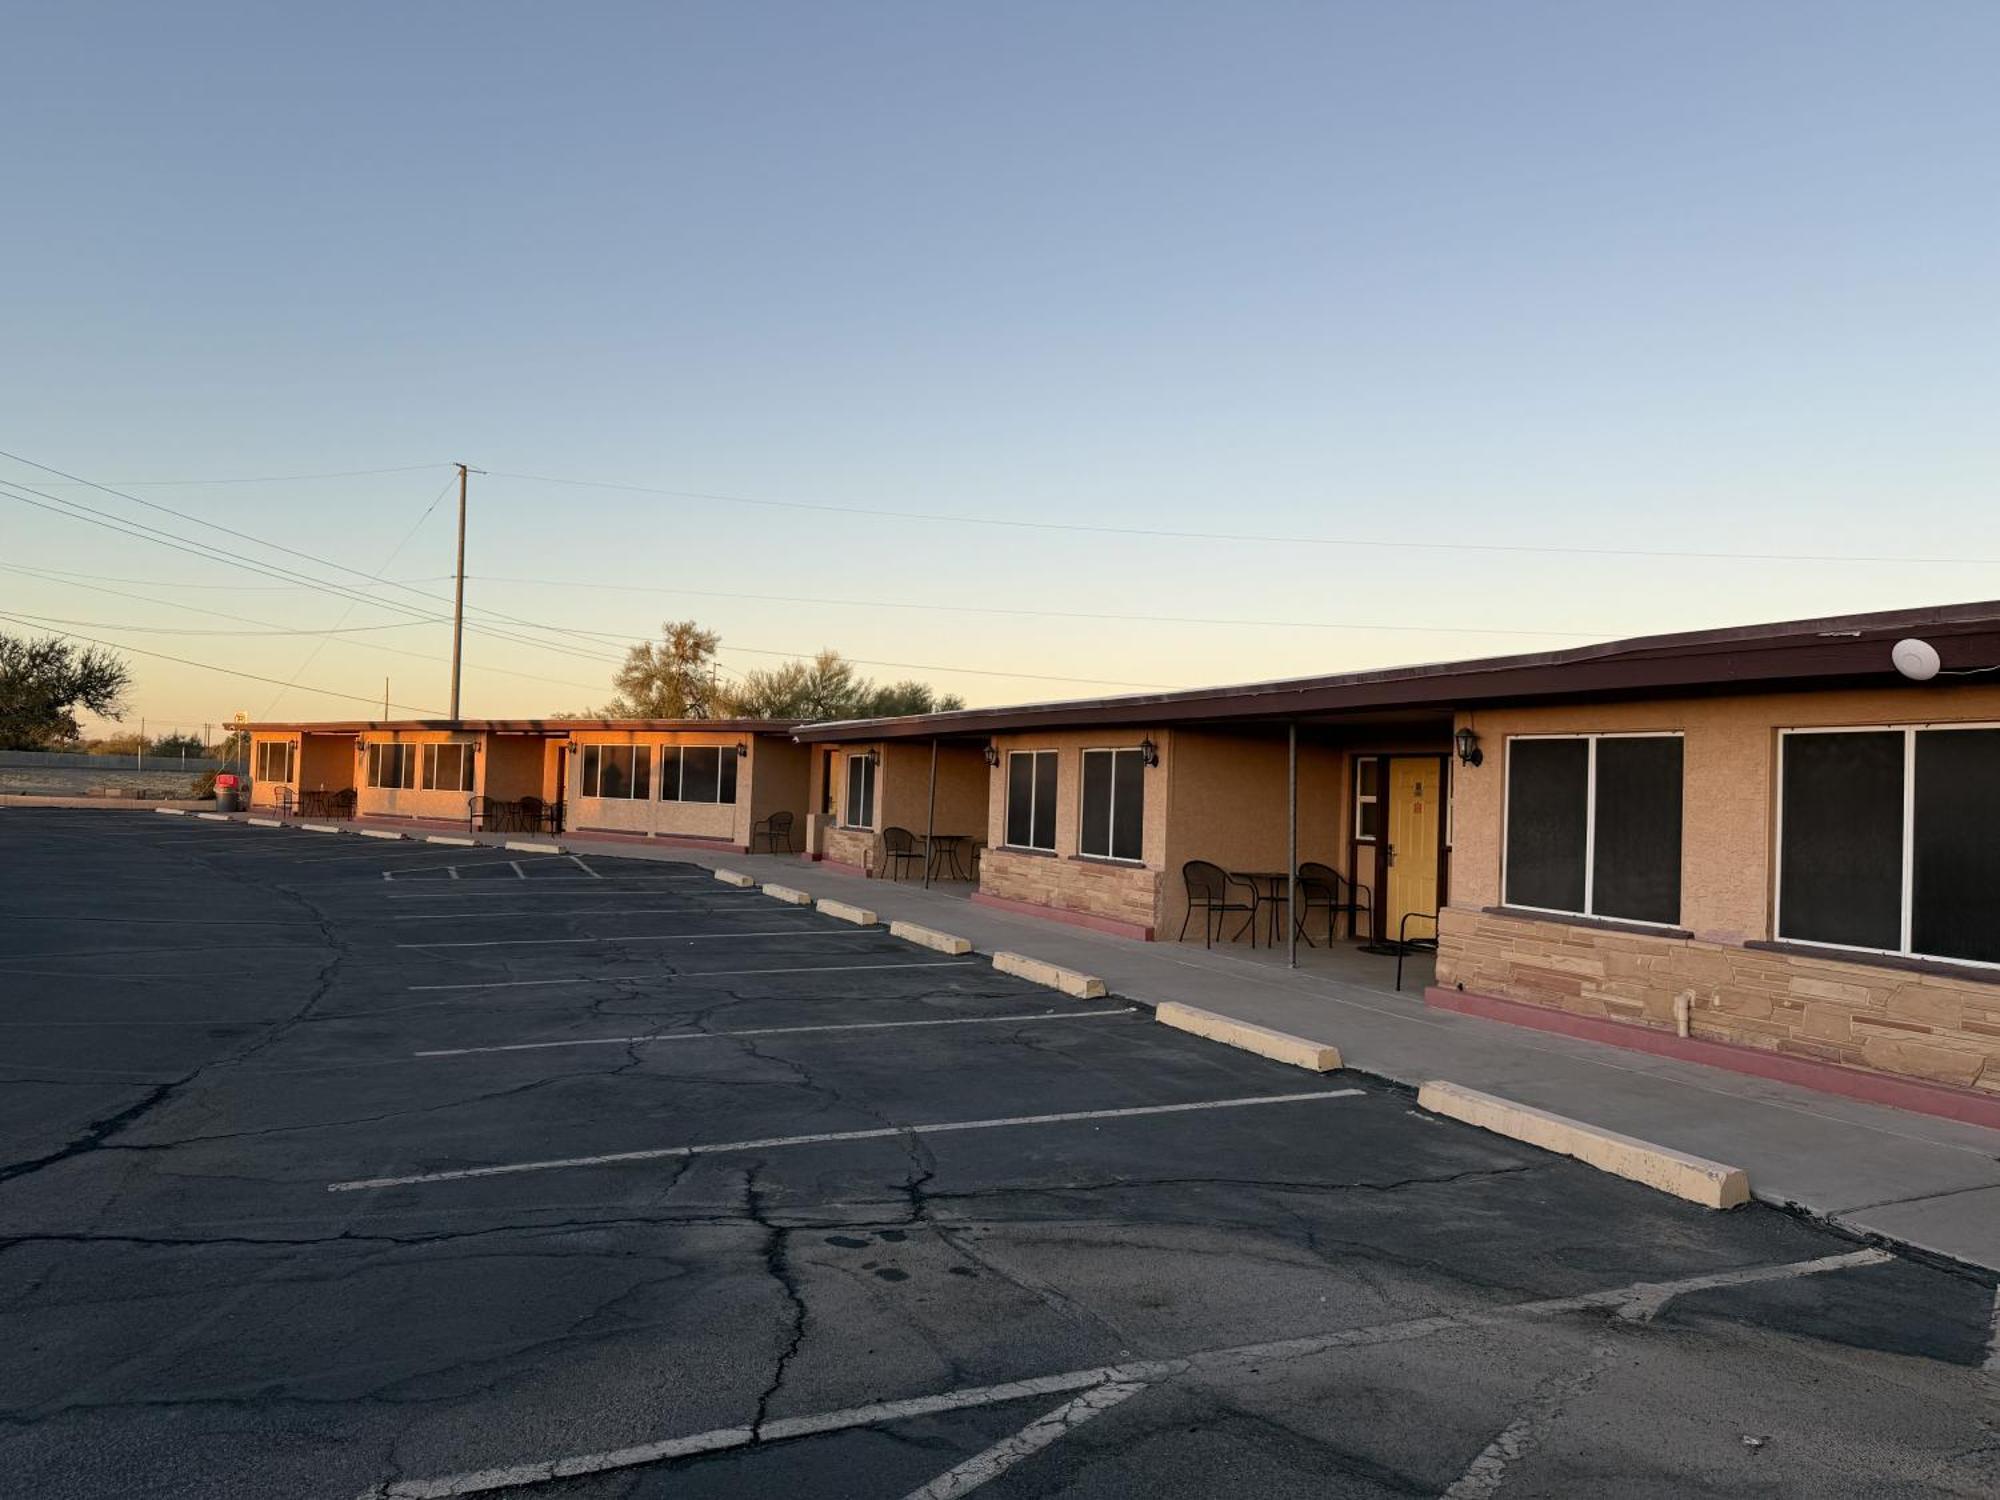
[1,808,1996,1500]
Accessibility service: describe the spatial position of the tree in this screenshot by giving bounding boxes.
[0,633,131,750]
[151,732,207,759]
[858,680,966,717]
[605,620,724,719]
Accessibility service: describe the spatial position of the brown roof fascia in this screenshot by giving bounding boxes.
[245,717,803,735]
[791,598,2000,741]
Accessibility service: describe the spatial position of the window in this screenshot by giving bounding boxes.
[844,752,877,828]
[1778,725,2000,966]
[659,745,738,804]
[365,743,416,790]
[820,750,837,816]
[421,743,475,792]
[1504,734,1683,926]
[1080,748,1145,862]
[1004,750,1058,851]
[255,740,295,784]
[1354,757,1381,842]
[580,744,651,800]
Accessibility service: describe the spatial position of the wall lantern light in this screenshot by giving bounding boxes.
[1138,737,1159,768]
[734,742,749,758]
[355,737,369,751]
[1454,726,1484,768]
[983,742,1000,768]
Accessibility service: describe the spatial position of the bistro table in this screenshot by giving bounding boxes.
[922,832,974,882]
[1228,871,1299,947]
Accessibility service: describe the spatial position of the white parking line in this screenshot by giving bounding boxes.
[568,855,603,879]
[326,1089,1365,1191]
[407,958,982,991]
[352,1248,1889,1498]
[385,907,814,922]
[1986,1283,2000,1375]
[397,928,882,949]
[413,1007,1142,1057]
[901,1381,1146,1500]
[379,881,710,898]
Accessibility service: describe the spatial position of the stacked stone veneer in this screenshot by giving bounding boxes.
[1437,907,2000,1095]
[822,826,877,871]
[981,848,1160,935]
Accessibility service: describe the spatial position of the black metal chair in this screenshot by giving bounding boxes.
[880,826,925,881]
[1178,860,1258,947]
[1295,861,1372,946]
[519,796,559,834]
[327,788,357,820]
[1394,911,1440,992]
[752,810,796,853]
[477,796,513,833]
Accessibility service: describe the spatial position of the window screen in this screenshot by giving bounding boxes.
[1911,728,2000,964]
[1005,751,1057,850]
[1778,731,1903,952]
[1591,736,1683,925]
[844,754,876,828]
[1080,749,1145,861]
[680,747,722,803]
[1504,739,1589,914]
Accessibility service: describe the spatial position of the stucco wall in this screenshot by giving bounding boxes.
[1438,683,2000,1093]
[356,729,480,822]
[563,728,795,845]
[480,733,549,803]
[748,736,810,846]
[813,739,985,873]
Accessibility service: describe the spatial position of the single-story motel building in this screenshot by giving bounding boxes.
[251,599,2000,1113]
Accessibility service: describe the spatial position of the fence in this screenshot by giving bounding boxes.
[0,749,235,773]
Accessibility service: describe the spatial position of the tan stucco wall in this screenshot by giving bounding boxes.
[814,739,986,872]
[975,728,1170,931]
[562,728,797,844]
[748,736,810,842]
[480,733,551,803]
[356,728,480,822]
[1439,683,2000,1093]
[249,732,356,810]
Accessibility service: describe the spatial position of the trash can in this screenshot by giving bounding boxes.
[215,772,241,814]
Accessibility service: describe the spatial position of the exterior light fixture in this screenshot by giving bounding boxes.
[734,742,749,758]
[983,743,1000,768]
[1138,737,1159,768]
[1454,726,1483,767]
[355,737,369,751]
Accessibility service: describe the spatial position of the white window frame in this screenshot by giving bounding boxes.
[256,739,296,784]
[1353,755,1380,843]
[1774,721,2000,970]
[843,752,877,829]
[1078,747,1146,864]
[367,742,416,790]
[660,745,737,805]
[1003,749,1058,852]
[1500,731,1684,929]
[580,743,651,801]
[421,742,476,793]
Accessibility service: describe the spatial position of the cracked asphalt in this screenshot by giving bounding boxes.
[2,808,1997,1499]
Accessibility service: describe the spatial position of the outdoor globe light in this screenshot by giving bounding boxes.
[1455,726,1484,767]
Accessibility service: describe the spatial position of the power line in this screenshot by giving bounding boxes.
[485,467,2000,569]
[462,573,1609,641]
[23,462,449,487]
[710,641,1178,689]
[0,611,446,715]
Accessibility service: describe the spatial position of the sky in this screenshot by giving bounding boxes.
[4,2,1998,736]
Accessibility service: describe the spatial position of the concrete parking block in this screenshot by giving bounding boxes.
[427,835,478,846]
[816,898,879,926]
[153,808,186,816]
[993,951,1107,999]
[1417,1080,1752,1209]
[762,883,814,906]
[300,823,340,834]
[247,818,283,828]
[714,869,757,888]
[195,812,230,821]
[358,828,405,840]
[1157,1002,1340,1072]
[505,840,563,854]
[889,920,974,956]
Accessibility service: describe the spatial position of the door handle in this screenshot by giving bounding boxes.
[1385,843,1397,867]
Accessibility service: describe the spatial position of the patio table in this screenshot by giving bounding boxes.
[1229,871,1297,947]
[922,832,973,882]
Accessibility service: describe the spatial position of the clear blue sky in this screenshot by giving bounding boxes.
[5,2,1997,731]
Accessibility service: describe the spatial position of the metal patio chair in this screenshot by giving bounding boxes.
[880,826,925,881]
[752,810,796,853]
[1295,861,1372,946]
[1394,911,1440,992]
[1178,860,1258,948]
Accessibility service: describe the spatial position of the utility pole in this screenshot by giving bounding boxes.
[450,463,468,722]
[384,678,390,719]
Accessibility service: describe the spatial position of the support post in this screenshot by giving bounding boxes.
[923,738,939,888]
[449,463,468,722]
[1287,722,1298,970]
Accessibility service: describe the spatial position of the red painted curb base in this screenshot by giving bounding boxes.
[1424,985,2000,1132]
[972,890,1155,943]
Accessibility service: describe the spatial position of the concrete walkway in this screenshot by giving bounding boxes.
[213,810,2000,1272]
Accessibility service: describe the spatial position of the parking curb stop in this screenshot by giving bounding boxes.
[301,823,340,834]
[247,817,283,828]
[1157,1002,1341,1072]
[993,951,1107,999]
[427,835,477,846]
[505,840,563,854]
[817,898,879,926]
[762,883,814,906]
[358,828,405,840]
[714,869,757,889]
[889,920,973,956]
[154,807,186,816]
[1416,1080,1751,1209]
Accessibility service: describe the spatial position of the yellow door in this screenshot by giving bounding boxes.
[1385,758,1441,942]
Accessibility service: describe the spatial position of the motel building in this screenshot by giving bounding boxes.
[243,718,810,851]
[248,599,2000,1108]
[798,600,2000,1109]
